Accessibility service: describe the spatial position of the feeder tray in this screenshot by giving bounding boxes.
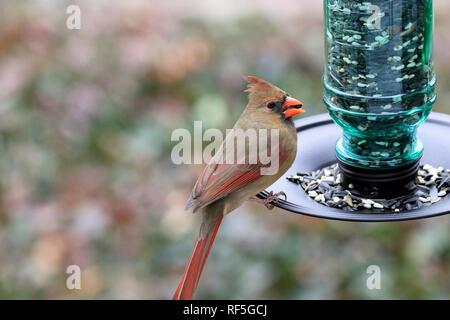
[258,112,450,222]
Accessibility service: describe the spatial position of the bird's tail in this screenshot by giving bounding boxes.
[172,211,223,300]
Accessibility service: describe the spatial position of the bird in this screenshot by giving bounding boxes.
[173,76,305,300]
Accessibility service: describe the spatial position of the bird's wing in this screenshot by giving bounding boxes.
[185,159,263,213]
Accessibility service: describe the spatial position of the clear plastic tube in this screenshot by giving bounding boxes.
[323,0,436,168]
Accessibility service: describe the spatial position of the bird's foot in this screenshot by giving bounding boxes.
[250,191,287,210]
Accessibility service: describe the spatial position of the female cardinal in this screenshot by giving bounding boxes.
[173,76,305,299]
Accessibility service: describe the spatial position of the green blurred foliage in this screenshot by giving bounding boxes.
[0,0,448,299]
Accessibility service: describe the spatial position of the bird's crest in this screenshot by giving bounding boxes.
[244,76,273,93]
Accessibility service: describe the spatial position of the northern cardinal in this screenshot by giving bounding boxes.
[173,76,305,299]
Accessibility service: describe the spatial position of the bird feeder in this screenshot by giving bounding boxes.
[259,0,450,221]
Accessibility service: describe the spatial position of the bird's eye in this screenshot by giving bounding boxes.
[267,102,276,109]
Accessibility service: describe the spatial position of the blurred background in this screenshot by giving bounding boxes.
[0,0,448,299]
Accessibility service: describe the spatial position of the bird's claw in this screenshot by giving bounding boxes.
[263,191,287,210]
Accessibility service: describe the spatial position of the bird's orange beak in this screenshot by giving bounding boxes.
[282,97,305,119]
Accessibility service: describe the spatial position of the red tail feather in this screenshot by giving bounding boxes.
[173,215,223,300]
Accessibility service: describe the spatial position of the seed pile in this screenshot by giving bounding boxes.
[287,163,449,212]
